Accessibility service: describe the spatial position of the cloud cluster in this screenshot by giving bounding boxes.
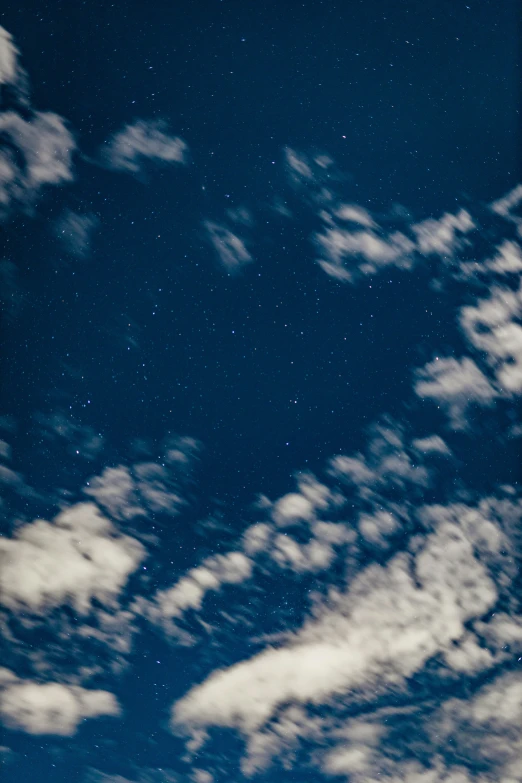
[282,147,477,283]
[413,219,522,427]
[171,494,512,735]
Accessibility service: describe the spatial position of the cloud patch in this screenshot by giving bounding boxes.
[0,502,145,615]
[204,220,253,272]
[100,119,188,175]
[54,209,100,258]
[0,673,120,736]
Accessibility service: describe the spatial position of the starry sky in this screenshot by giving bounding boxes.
[0,1,522,782]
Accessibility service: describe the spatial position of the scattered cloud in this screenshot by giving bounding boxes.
[414,356,498,429]
[0,26,76,219]
[226,206,253,226]
[100,119,188,175]
[204,221,252,272]
[84,454,192,521]
[0,502,145,614]
[411,209,475,257]
[54,209,100,258]
[0,111,76,218]
[85,767,180,783]
[138,551,253,640]
[411,435,452,456]
[491,183,522,236]
[485,239,522,275]
[0,26,24,91]
[171,493,513,739]
[0,674,120,736]
[459,280,522,395]
[36,411,104,460]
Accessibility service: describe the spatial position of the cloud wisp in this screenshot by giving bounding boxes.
[100,119,189,175]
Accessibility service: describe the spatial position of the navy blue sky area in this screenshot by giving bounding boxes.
[0,2,521,783]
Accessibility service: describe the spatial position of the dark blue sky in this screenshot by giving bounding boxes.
[0,2,521,783]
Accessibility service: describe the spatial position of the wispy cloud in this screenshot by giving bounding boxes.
[84,437,198,520]
[54,210,100,258]
[0,27,76,219]
[0,111,76,218]
[100,119,188,175]
[171,492,514,740]
[414,356,498,429]
[204,220,253,272]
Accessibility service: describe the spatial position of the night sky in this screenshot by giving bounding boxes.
[1,2,522,782]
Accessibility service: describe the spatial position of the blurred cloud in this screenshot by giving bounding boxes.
[100,119,188,175]
[204,220,253,272]
[0,502,145,614]
[54,209,100,258]
[0,674,120,736]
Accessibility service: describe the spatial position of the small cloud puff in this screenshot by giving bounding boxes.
[101,119,188,175]
[204,220,252,272]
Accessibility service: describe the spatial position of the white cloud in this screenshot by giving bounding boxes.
[192,770,213,783]
[242,522,272,555]
[329,422,430,495]
[0,28,74,218]
[434,671,522,780]
[0,111,76,217]
[485,239,522,274]
[491,184,522,236]
[284,147,314,181]
[0,439,11,459]
[0,502,145,614]
[84,460,186,520]
[334,204,377,228]
[0,26,21,86]
[358,509,400,547]
[316,225,415,281]
[171,500,503,738]
[459,281,522,394]
[101,119,188,174]
[84,466,144,520]
[411,435,452,456]
[271,492,315,527]
[414,356,497,428]
[204,221,252,272]
[315,204,476,282]
[411,209,475,257]
[0,676,120,736]
[270,533,336,573]
[140,551,253,637]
